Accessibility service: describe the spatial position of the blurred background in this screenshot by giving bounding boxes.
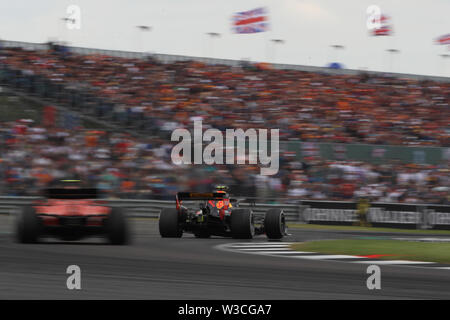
[0,0,448,204]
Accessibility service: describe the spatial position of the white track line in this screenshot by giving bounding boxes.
[229,245,292,249]
[215,243,450,270]
[242,251,313,255]
[393,238,450,242]
[265,251,317,254]
[236,248,294,251]
[230,242,293,246]
[354,260,434,265]
[291,255,365,260]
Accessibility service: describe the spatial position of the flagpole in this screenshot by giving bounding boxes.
[261,6,269,63]
[206,32,221,58]
[386,48,400,73]
[271,39,285,64]
[265,27,269,63]
[440,54,450,77]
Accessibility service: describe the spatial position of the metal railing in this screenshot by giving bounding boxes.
[1,196,449,230]
[0,196,305,221]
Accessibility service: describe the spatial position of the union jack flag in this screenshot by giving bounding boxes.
[371,14,393,36]
[372,25,392,36]
[232,7,269,34]
[435,34,450,45]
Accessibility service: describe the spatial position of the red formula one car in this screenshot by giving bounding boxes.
[15,180,129,244]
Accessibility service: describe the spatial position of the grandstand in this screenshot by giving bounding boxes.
[0,40,448,204]
[2,40,449,82]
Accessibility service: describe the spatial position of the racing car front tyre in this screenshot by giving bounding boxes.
[159,208,183,238]
[231,209,255,239]
[106,207,129,245]
[264,208,286,239]
[16,206,40,243]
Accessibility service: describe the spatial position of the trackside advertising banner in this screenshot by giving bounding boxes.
[302,200,450,229]
[367,203,423,228]
[426,204,450,229]
[302,201,358,225]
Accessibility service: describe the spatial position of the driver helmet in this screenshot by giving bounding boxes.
[214,185,229,194]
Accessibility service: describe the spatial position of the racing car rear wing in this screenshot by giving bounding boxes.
[44,188,99,199]
[176,192,229,210]
[176,192,226,202]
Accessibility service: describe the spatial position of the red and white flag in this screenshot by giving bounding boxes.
[232,7,269,34]
[372,25,393,36]
[435,34,450,45]
[371,14,393,36]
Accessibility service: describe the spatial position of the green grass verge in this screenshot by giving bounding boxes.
[290,239,450,264]
[287,223,450,235]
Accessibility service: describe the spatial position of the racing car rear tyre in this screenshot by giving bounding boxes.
[159,208,183,238]
[16,206,40,243]
[264,208,286,240]
[106,207,129,245]
[231,209,255,239]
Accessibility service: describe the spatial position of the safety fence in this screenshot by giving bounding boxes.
[281,141,449,165]
[0,196,303,221]
[1,196,449,230]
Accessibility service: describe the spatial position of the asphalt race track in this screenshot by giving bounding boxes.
[1,215,450,299]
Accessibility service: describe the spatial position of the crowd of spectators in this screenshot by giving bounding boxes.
[0,45,448,204]
[0,120,448,204]
[1,46,449,147]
